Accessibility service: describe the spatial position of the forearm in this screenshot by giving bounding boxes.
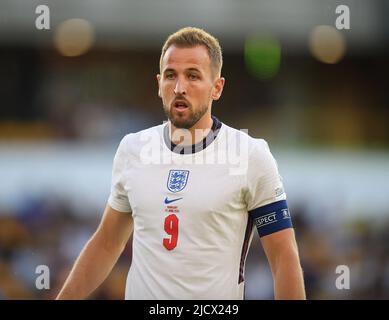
[273,249,306,300]
[56,232,124,299]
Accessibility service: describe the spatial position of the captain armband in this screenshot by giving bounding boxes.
[249,200,293,237]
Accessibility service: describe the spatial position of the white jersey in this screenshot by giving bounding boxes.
[108,118,289,300]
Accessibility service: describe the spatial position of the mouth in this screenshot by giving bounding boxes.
[172,100,190,112]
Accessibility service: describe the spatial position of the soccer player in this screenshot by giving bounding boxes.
[56,27,306,300]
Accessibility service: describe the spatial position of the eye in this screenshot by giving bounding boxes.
[188,73,198,80]
[165,73,175,80]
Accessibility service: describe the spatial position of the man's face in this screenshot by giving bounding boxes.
[157,45,224,129]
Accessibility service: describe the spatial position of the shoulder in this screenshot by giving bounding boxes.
[221,122,272,160]
[250,138,272,160]
[116,123,164,154]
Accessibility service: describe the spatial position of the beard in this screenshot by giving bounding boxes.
[163,103,209,129]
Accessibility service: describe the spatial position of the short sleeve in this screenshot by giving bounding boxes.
[245,139,292,237]
[107,135,132,213]
[245,139,287,211]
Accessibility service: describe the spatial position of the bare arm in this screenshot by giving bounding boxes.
[261,228,306,300]
[56,205,133,299]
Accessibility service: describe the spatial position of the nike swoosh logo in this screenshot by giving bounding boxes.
[164,197,183,204]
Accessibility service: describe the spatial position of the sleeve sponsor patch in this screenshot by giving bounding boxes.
[249,200,293,237]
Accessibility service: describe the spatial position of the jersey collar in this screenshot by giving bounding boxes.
[163,116,222,154]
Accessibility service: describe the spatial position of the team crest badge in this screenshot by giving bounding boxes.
[167,170,190,193]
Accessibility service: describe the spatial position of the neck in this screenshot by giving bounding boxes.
[170,113,213,146]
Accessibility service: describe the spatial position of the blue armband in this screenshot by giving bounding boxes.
[249,200,293,237]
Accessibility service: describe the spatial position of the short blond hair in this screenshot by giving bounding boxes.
[160,27,223,77]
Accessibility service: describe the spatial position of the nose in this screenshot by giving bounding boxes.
[173,78,186,96]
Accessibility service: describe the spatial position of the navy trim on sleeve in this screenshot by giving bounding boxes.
[249,200,293,238]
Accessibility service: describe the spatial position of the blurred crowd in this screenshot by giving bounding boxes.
[1,195,388,299]
[1,49,389,149]
[0,196,131,299]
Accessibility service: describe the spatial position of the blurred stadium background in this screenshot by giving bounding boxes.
[1,0,389,299]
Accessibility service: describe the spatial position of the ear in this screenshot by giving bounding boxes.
[211,77,225,101]
[156,74,161,98]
